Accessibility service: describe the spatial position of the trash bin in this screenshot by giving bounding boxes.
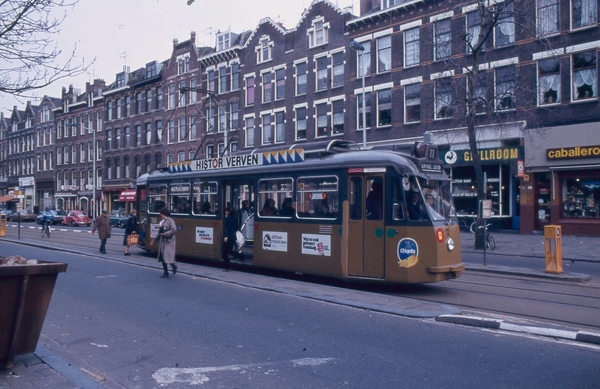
[0,261,68,368]
[0,214,7,237]
[544,225,562,274]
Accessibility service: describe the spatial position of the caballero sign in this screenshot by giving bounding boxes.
[443,146,522,165]
[547,145,600,160]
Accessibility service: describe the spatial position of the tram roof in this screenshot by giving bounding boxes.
[138,144,447,186]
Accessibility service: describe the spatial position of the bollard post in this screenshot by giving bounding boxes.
[544,225,562,274]
[0,214,6,237]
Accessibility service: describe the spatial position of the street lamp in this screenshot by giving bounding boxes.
[67,123,97,220]
[350,40,367,149]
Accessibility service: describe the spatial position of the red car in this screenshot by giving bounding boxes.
[62,210,91,227]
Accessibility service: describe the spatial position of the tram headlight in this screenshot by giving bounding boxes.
[446,238,455,251]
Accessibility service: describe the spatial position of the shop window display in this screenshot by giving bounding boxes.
[562,178,600,218]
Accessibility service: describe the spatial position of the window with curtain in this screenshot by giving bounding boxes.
[358,93,372,129]
[295,107,307,140]
[404,28,419,66]
[474,71,488,114]
[296,62,307,95]
[435,19,451,60]
[316,56,328,91]
[537,0,559,36]
[332,100,344,135]
[246,76,255,106]
[572,51,597,99]
[262,114,272,145]
[572,0,597,29]
[495,1,515,47]
[263,72,273,103]
[316,103,329,137]
[332,52,344,87]
[358,42,371,77]
[495,66,516,110]
[467,11,488,53]
[377,35,391,72]
[275,111,285,143]
[246,117,255,147]
[538,58,560,104]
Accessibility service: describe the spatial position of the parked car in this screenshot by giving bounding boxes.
[9,210,36,222]
[109,211,128,228]
[0,209,13,218]
[35,210,67,225]
[62,210,91,227]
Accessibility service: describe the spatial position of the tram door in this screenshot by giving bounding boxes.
[348,175,385,278]
[223,180,255,243]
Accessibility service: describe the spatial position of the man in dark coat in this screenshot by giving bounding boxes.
[92,209,112,254]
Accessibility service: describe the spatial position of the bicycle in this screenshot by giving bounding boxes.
[41,221,51,238]
[469,221,495,250]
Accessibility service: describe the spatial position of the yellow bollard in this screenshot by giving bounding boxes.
[544,225,562,274]
[0,214,6,237]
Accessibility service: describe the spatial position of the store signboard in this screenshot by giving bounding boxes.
[546,145,600,160]
[443,146,522,165]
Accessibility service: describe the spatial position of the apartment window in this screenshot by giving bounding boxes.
[572,0,597,29]
[295,107,307,140]
[572,51,597,100]
[106,129,112,150]
[332,52,344,88]
[538,58,560,104]
[538,0,559,36]
[124,126,130,148]
[467,11,488,53]
[275,111,285,143]
[154,153,162,170]
[125,96,131,116]
[434,19,451,60]
[308,18,329,47]
[230,103,239,130]
[262,114,272,144]
[155,120,162,144]
[145,123,152,145]
[377,35,392,72]
[495,1,515,47]
[496,66,516,110]
[189,115,197,139]
[276,68,285,100]
[474,71,488,113]
[206,145,215,159]
[146,90,152,111]
[189,79,197,104]
[435,78,454,118]
[208,70,216,92]
[145,155,151,173]
[146,62,157,78]
[231,63,240,90]
[80,143,86,163]
[168,85,176,109]
[179,81,186,107]
[219,67,228,94]
[72,145,77,164]
[136,92,143,114]
[115,157,121,179]
[156,86,163,110]
[116,74,126,88]
[218,105,227,132]
[316,103,329,137]
[116,99,122,119]
[358,93,372,129]
[404,27,420,67]
[178,56,189,74]
[332,100,344,135]
[107,101,113,121]
[207,104,215,133]
[168,119,176,143]
[124,156,130,178]
[246,76,255,106]
[245,117,255,147]
[377,89,392,126]
[296,62,307,95]
[263,72,273,103]
[316,56,328,91]
[218,32,230,50]
[357,42,371,77]
[135,156,141,178]
[257,37,272,63]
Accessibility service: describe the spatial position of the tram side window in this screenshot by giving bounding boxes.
[170,183,191,214]
[148,184,167,214]
[366,177,383,220]
[391,177,405,220]
[297,176,339,219]
[350,177,362,220]
[193,181,219,216]
[258,178,293,217]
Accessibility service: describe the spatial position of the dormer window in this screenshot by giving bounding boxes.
[146,62,157,78]
[256,36,273,63]
[382,0,403,9]
[218,32,230,51]
[177,54,190,75]
[307,17,329,48]
[116,73,126,88]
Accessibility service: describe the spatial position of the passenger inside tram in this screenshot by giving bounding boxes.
[279,198,295,216]
[260,198,278,216]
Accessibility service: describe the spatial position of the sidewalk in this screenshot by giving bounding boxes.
[1,227,599,387]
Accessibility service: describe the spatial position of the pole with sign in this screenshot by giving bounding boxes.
[479,199,492,265]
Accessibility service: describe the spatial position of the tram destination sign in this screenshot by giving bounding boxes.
[168,149,305,173]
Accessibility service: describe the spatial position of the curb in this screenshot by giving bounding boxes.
[464,264,591,282]
[436,315,600,346]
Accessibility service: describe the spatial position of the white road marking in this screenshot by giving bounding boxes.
[90,343,109,348]
[152,357,334,386]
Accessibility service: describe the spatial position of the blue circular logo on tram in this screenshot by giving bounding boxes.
[397,238,419,268]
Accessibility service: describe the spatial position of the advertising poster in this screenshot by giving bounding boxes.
[195,226,214,244]
[301,234,331,256]
[262,231,288,252]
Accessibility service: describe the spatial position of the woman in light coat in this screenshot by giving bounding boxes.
[152,208,177,278]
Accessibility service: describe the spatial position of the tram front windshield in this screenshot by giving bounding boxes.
[417,177,455,221]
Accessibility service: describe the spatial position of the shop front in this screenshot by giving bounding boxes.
[442,145,523,231]
[524,123,600,236]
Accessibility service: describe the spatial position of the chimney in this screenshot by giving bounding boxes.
[173,38,179,48]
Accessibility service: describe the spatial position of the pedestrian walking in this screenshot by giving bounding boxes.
[91,209,112,254]
[223,207,245,271]
[152,208,177,278]
[123,209,137,256]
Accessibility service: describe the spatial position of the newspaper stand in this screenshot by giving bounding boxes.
[0,261,68,368]
[544,225,563,274]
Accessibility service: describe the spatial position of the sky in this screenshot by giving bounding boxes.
[1,0,355,114]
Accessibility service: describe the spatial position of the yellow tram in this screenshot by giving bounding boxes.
[135,140,464,284]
